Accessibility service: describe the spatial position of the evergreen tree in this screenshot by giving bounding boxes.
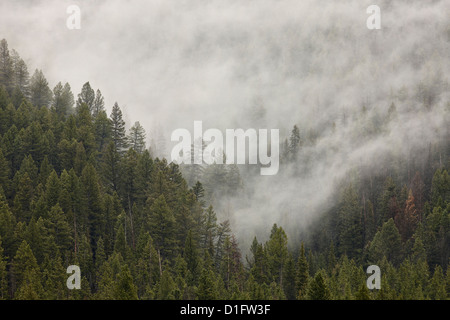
[94,110,112,157]
[52,82,74,118]
[337,184,363,260]
[368,218,403,267]
[427,265,447,300]
[102,141,121,192]
[282,254,297,300]
[96,260,115,300]
[41,253,66,299]
[114,265,138,300]
[193,181,205,206]
[183,230,199,285]
[11,49,29,96]
[110,102,128,153]
[378,176,399,224]
[288,125,301,161]
[46,204,72,253]
[0,148,10,191]
[354,284,371,300]
[80,164,104,250]
[197,254,218,300]
[295,242,309,299]
[0,236,7,299]
[0,39,14,92]
[307,270,331,300]
[128,121,146,154]
[148,195,176,259]
[30,69,52,108]
[201,206,218,254]
[157,269,176,300]
[265,224,288,285]
[76,82,95,113]
[11,240,43,298]
[92,89,105,118]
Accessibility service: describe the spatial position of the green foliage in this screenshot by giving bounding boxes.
[0,38,448,300]
[307,270,330,300]
[368,219,403,267]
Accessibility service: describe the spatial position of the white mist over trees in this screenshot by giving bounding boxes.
[0,0,449,248]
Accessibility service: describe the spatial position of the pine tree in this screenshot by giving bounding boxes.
[283,253,297,300]
[0,39,14,92]
[76,82,95,113]
[337,184,363,260]
[197,254,218,300]
[0,236,8,299]
[295,242,309,299]
[92,89,105,118]
[430,169,449,207]
[30,69,52,108]
[157,269,176,300]
[41,253,66,300]
[52,82,74,118]
[94,110,112,153]
[192,181,205,206]
[45,170,60,209]
[427,265,447,300]
[102,141,121,192]
[134,232,160,297]
[0,191,16,260]
[110,102,128,153]
[95,237,106,272]
[377,176,399,224]
[47,204,73,253]
[114,265,138,300]
[183,230,199,285]
[354,284,371,300]
[411,171,425,221]
[11,240,43,298]
[368,218,403,267]
[80,164,104,250]
[249,237,268,285]
[220,235,244,291]
[13,172,34,222]
[120,148,139,248]
[0,148,10,191]
[128,121,146,154]
[307,270,331,300]
[11,49,29,96]
[265,224,288,286]
[288,125,301,161]
[148,195,176,259]
[96,260,115,300]
[201,205,218,254]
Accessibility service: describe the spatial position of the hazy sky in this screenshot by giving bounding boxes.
[1,0,449,245]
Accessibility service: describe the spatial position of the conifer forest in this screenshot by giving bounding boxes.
[0,1,449,301]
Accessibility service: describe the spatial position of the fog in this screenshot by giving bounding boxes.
[1,0,449,248]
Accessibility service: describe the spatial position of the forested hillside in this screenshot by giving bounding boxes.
[0,38,449,300]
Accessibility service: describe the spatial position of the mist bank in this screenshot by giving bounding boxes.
[1,0,449,248]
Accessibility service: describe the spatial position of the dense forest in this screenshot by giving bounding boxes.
[0,38,449,300]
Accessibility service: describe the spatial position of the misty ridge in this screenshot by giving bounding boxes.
[1,0,449,250]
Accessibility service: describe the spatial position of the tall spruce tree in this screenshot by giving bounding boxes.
[76,82,95,113]
[128,121,146,154]
[30,69,52,108]
[110,102,128,153]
